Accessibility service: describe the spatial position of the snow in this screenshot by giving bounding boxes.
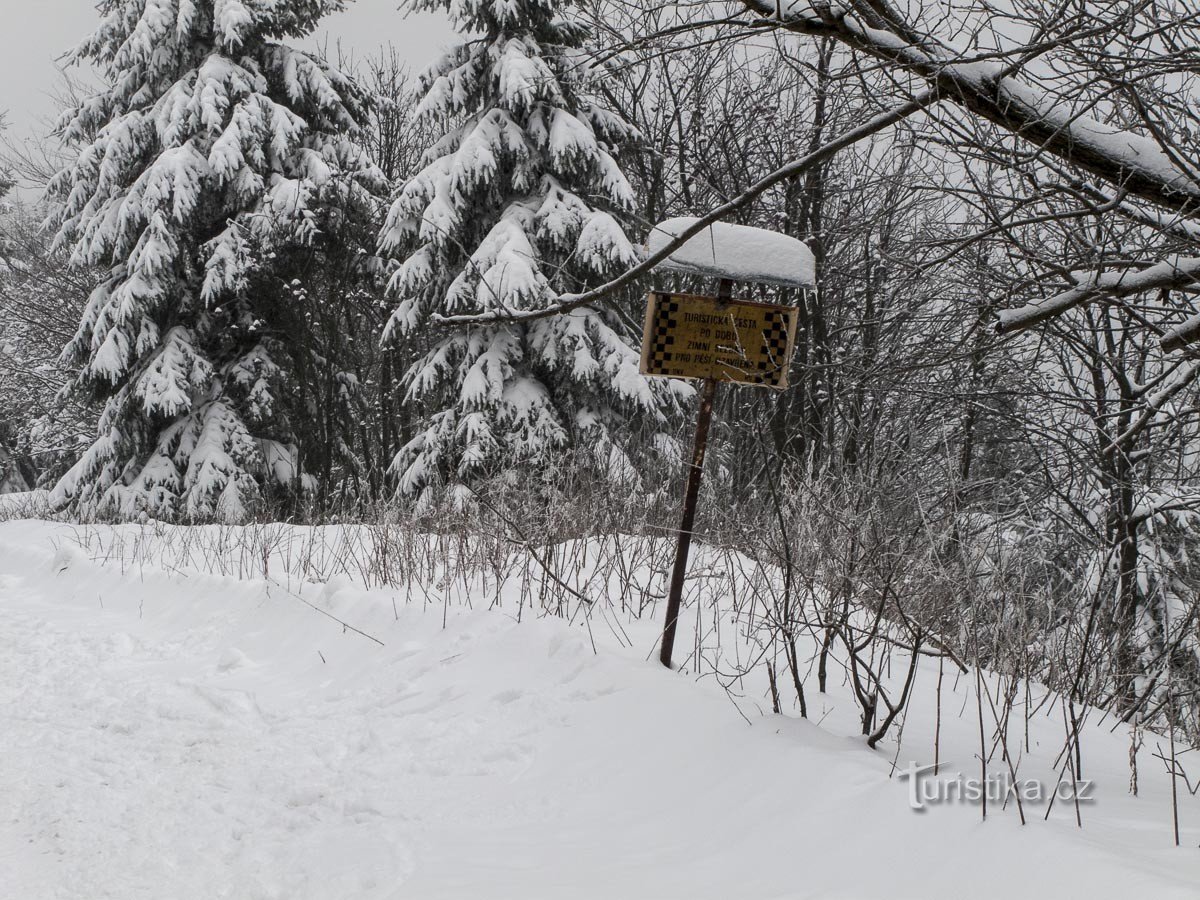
[1,519,1197,899]
[646,217,816,288]
[991,76,1200,200]
[997,255,1200,336]
[779,0,849,19]
[548,109,599,168]
[213,0,254,50]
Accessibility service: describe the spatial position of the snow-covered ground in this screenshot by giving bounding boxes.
[1,512,1197,899]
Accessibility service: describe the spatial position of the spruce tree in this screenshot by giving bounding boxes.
[380,0,686,503]
[48,0,379,520]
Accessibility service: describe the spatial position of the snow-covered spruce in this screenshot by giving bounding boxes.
[380,0,689,504]
[47,0,381,521]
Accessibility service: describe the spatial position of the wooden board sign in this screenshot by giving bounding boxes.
[639,291,799,389]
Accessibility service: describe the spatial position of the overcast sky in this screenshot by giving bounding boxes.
[0,0,454,145]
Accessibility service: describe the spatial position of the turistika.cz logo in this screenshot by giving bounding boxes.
[898,761,1096,811]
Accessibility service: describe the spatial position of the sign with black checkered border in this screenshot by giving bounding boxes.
[639,292,799,389]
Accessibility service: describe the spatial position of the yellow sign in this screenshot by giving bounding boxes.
[639,292,799,389]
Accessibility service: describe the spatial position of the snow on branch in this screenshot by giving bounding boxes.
[742,0,1200,219]
[995,256,1200,338]
[646,217,815,288]
[1107,360,1200,451]
[1160,309,1200,353]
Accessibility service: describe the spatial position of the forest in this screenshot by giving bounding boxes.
[1,2,1199,892]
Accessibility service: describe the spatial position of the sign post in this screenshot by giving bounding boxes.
[640,218,815,669]
[657,280,728,670]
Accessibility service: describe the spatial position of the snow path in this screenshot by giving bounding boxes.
[1,522,1198,898]
[0,578,413,897]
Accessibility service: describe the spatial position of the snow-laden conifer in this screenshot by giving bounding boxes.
[380,0,687,502]
[48,0,381,520]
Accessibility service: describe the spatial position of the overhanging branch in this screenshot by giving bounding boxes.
[742,1,1200,342]
[741,0,1200,219]
[432,88,938,327]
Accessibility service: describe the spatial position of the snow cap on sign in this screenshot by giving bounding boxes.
[645,217,816,288]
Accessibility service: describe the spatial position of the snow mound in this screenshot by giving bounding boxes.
[646,217,816,288]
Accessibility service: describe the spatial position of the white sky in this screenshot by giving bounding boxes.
[0,0,454,143]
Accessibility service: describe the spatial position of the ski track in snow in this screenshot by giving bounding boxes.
[1,520,1198,899]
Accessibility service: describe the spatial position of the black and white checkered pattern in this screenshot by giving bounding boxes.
[647,296,682,370]
[644,293,793,388]
[751,309,791,387]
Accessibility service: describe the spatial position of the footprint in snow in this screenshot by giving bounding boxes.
[216,647,252,673]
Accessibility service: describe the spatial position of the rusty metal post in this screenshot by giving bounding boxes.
[659,279,731,669]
